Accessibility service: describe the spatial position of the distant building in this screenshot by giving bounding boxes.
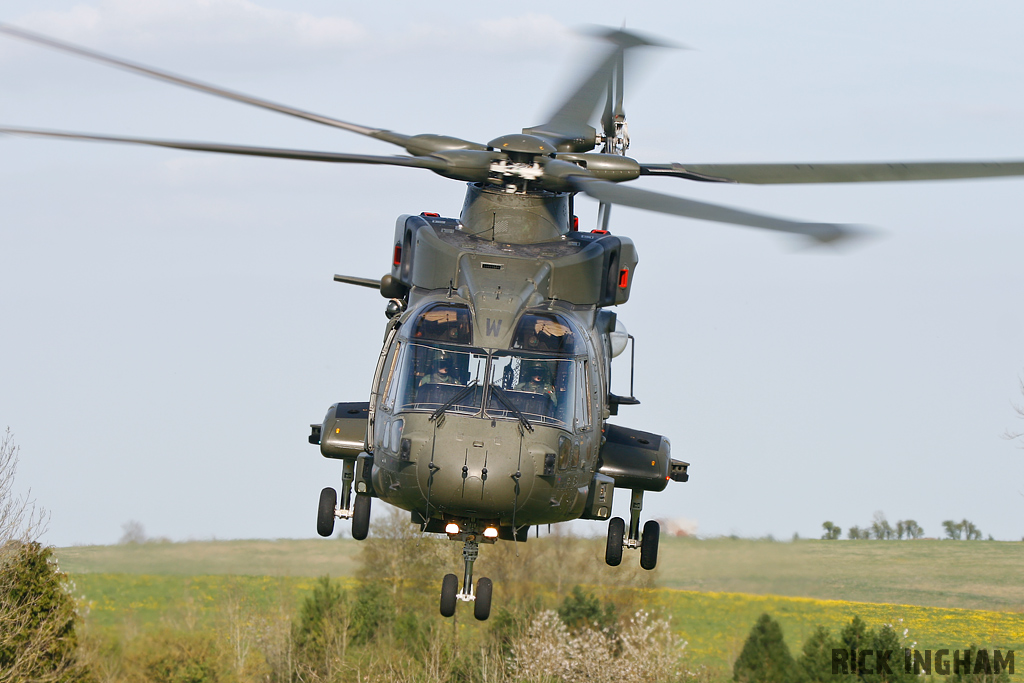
[660,518,698,537]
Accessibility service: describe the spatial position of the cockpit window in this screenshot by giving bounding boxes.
[486,354,576,428]
[388,342,487,415]
[410,304,472,345]
[511,313,581,355]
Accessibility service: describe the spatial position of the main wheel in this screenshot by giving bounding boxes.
[474,577,493,621]
[317,487,337,537]
[439,573,458,617]
[351,493,371,541]
[640,519,660,570]
[605,517,625,566]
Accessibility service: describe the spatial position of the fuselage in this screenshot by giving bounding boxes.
[364,184,638,533]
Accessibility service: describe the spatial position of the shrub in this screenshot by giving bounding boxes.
[510,608,688,683]
[558,585,616,632]
[121,629,222,683]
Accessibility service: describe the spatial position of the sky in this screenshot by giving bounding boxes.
[1,0,1023,547]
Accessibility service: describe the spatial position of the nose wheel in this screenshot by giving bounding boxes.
[438,535,492,621]
[605,489,660,570]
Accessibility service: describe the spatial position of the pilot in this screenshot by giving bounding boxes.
[419,350,460,386]
[515,360,557,406]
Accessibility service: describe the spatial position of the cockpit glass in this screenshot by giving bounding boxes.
[511,313,581,355]
[486,354,576,428]
[409,304,472,345]
[390,342,487,415]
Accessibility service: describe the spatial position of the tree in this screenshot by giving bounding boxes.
[733,613,795,683]
[795,625,841,683]
[292,575,350,679]
[870,512,894,540]
[847,526,869,540]
[0,542,90,682]
[943,519,983,540]
[896,520,924,540]
[946,644,1012,683]
[821,522,842,540]
[1003,376,1024,447]
[1,430,87,682]
[961,519,983,540]
[118,521,146,545]
[0,428,47,547]
[865,623,916,683]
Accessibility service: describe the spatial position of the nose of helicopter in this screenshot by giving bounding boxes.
[414,416,537,520]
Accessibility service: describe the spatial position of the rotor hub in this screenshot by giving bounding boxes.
[487,134,555,161]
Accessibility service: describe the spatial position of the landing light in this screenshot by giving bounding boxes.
[445,522,460,535]
[483,527,498,539]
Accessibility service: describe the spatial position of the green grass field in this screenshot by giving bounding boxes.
[56,536,1024,676]
[57,536,1024,611]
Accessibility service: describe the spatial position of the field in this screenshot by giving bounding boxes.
[58,536,1024,611]
[56,536,1024,675]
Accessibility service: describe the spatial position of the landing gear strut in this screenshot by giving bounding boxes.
[439,533,492,621]
[605,489,660,570]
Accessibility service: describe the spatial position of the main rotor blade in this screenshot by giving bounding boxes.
[569,175,859,243]
[640,161,1024,184]
[0,127,444,170]
[529,29,657,149]
[599,48,626,141]
[0,23,411,148]
[614,48,626,120]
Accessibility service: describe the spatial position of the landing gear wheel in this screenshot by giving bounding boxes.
[439,573,458,617]
[316,487,337,537]
[351,493,371,541]
[474,577,493,621]
[605,517,625,566]
[640,519,660,570]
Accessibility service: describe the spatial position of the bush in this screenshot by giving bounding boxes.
[121,629,222,683]
[558,585,616,632]
[510,608,688,683]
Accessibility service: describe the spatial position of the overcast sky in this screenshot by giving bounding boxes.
[1,0,1023,547]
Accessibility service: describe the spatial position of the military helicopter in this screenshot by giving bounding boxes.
[4,23,1024,622]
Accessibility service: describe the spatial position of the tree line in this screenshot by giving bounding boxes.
[820,512,989,541]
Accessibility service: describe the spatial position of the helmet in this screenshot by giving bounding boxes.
[521,360,551,383]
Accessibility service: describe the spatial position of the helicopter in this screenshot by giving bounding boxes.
[3,23,1024,622]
